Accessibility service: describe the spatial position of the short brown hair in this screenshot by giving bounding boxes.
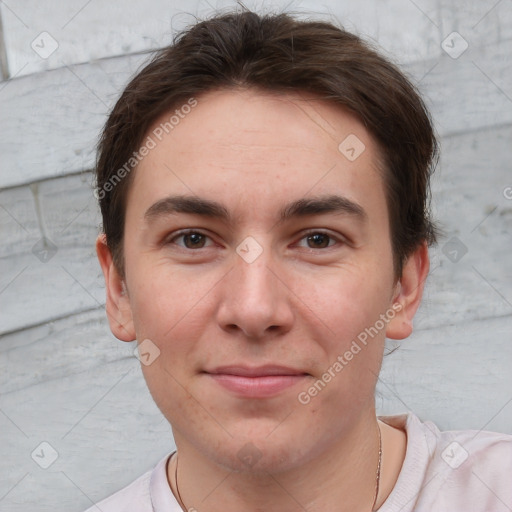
[95,9,438,278]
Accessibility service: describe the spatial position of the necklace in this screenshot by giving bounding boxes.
[173,422,382,511]
[373,421,383,510]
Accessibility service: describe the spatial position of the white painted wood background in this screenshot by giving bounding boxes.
[0,1,511,511]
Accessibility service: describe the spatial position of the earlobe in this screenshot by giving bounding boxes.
[385,242,430,340]
[95,234,136,342]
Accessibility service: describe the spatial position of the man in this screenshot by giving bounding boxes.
[90,9,511,512]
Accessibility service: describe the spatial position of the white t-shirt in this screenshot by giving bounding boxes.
[84,412,512,512]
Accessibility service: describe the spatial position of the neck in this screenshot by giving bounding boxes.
[168,408,392,512]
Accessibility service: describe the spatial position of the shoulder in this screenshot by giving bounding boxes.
[379,412,512,512]
[82,453,174,512]
[423,418,512,506]
[82,470,152,512]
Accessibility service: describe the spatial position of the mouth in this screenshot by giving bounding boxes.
[203,365,310,398]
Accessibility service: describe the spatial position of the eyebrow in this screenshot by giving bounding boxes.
[144,194,367,224]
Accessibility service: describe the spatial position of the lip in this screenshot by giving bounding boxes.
[204,365,309,398]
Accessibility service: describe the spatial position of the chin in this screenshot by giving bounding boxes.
[199,423,317,475]
[214,442,304,475]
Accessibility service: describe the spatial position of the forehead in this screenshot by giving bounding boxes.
[127,87,387,225]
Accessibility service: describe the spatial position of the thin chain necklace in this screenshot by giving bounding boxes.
[373,421,383,510]
[174,422,382,511]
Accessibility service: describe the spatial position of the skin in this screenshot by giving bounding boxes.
[97,87,429,512]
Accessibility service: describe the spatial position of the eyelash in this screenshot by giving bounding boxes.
[166,229,344,251]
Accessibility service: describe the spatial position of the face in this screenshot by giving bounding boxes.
[98,87,426,473]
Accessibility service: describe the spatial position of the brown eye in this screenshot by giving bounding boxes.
[183,232,206,248]
[305,232,333,249]
[169,230,213,249]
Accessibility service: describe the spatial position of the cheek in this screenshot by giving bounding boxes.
[298,261,392,396]
[126,256,212,340]
[301,259,393,340]
[130,265,214,425]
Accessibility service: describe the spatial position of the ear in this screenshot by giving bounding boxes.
[96,234,136,342]
[385,241,430,340]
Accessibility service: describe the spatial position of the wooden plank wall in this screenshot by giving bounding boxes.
[0,1,511,511]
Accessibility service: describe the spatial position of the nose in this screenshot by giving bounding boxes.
[215,243,294,340]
